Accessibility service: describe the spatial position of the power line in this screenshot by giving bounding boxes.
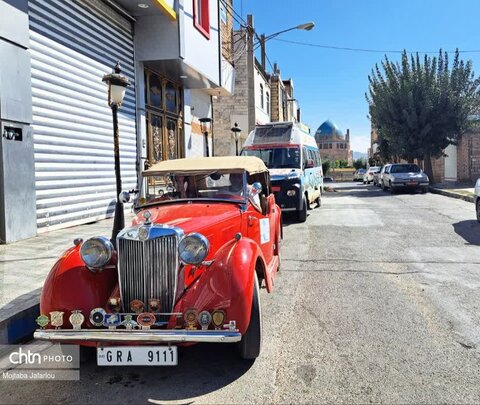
[272,38,480,54]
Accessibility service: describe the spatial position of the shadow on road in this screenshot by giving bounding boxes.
[0,343,255,404]
[452,220,480,246]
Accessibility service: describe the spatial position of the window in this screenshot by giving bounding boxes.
[260,84,264,110]
[145,69,183,164]
[266,91,270,114]
[193,0,210,39]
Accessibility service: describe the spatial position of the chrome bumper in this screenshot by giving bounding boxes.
[34,329,242,343]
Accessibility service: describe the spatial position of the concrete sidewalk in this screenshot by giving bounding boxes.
[429,182,475,203]
[0,183,476,344]
[0,212,135,344]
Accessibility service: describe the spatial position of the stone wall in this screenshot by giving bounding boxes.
[213,30,249,156]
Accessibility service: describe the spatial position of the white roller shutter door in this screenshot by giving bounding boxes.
[28,0,137,231]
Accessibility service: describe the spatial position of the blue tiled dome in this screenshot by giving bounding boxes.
[315,120,344,140]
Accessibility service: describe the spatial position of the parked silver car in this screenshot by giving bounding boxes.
[382,163,429,193]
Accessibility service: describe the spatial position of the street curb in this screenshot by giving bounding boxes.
[0,294,40,344]
[429,187,475,203]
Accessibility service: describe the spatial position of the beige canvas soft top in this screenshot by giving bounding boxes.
[143,156,268,176]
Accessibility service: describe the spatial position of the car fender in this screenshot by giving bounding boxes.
[173,237,265,334]
[40,245,118,324]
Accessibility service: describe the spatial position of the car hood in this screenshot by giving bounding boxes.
[132,202,242,234]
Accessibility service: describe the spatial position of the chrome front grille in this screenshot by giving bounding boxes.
[118,236,179,313]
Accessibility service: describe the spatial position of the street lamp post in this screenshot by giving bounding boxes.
[102,62,130,242]
[257,21,315,70]
[231,122,242,156]
[199,117,212,157]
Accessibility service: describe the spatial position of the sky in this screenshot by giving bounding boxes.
[234,0,480,154]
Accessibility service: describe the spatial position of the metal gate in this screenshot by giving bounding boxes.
[28,0,137,231]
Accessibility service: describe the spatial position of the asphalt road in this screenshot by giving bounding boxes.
[2,182,480,404]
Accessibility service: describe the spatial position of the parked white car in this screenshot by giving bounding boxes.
[363,166,381,184]
[474,178,480,222]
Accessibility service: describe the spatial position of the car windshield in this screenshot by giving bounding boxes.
[391,164,421,173]
[139,171,247,206]
[242,147,301,169]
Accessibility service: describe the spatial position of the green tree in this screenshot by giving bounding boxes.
[366,49,480,181]
[322,160,331,175]
[353,159,366,170]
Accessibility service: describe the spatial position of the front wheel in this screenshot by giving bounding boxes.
[238,275,262,360]
[297,196,307,222]
[476,200,480,223]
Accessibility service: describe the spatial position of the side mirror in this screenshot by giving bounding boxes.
[305,159,314,169]
[119,191,131,203]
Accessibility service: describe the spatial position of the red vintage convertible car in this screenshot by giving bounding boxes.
[34,156,282,365]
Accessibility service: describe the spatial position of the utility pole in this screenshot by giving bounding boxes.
[247,14,256,133]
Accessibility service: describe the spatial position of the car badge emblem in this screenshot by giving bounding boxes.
[137,312,156,329]
[148,299,160,313]
[49,311,64,329]
[107,298,121,312]
[89,308,106,327]
[36,314,49,329]
[143,210,152,223]
[198,311,212,330]
[211,310,226,330]
[130,300,145,313]
[184,309,198,330]
[69,310,84,330]
[121,314,138,330]
[103,313,121,329]
[175,315,184,329]
[138,226,149,241]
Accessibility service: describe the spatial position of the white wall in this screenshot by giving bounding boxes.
[254,65,271,125]
[444,143,458,181]
[181,0,220,86]
[184,89,212,157]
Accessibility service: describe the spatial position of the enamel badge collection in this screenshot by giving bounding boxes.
[35,301,229,331]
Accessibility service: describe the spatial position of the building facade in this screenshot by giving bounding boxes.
[0,0,234,242]
[315,120,352,164]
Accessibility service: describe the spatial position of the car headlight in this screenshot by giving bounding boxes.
[178,233,209,265]
[80,236,114,269]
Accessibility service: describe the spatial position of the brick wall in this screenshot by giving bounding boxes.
[220,0,234,63]
[213,30,249,156]
[431,156,445,183]
[457,132,480,182]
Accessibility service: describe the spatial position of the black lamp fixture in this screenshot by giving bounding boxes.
[102,62,130,242]
[199,117,212,157]
[231,122,242,156]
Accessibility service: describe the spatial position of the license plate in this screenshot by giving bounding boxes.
[97,346,177,366]
[272,186,280,192]
[408,181,418,185]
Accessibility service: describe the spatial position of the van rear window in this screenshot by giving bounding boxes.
[253,124,292,144]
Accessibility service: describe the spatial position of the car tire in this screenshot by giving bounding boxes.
[238,275,262,360]
[381,182,386,191]
[421,187,428,194]
[389,183,396,194]
[363,181,366,184]
[297,196,307,222]
[315,192,322,208]
[476,200,480,223]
